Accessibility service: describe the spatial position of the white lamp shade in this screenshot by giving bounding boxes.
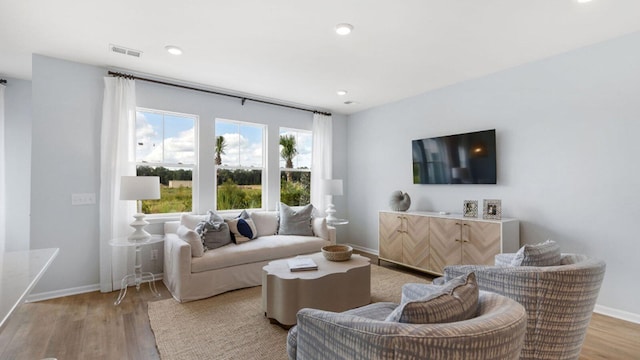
[120,176,161,200]
[322,179,343,196]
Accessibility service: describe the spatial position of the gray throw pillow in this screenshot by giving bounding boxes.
[510,239,561,266]
[195,220,232,250]
[206,209,225,223]
[278,203,313,236]
[385,272,479,324]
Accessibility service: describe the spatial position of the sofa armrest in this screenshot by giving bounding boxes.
[291,292,527,360]
[163,233,192,302]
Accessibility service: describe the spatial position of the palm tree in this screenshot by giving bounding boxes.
[215,136,227,165]
[280,134,297,182]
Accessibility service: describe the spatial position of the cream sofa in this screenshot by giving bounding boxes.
[163,211,335,302]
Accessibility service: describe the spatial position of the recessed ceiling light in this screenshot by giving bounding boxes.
[576,0,593,3]
[335,23,353,35]
[165,45,183,55]
[337,90,348,96]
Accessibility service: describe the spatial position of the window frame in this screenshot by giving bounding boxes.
[279,127,312,206]
[135,107,199,218]
[215,118,267,212]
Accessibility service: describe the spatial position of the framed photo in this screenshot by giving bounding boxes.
[483,199,502,220]
[463,200,478,218]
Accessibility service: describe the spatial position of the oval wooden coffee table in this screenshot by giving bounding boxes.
[262,252,371,327]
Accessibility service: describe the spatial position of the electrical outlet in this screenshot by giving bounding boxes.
[151,249,159,261]
[71,193,96,205]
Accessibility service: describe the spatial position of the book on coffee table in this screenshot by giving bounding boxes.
[287,257,318,272]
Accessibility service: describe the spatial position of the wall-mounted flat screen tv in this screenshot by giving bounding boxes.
[412,129,497,184]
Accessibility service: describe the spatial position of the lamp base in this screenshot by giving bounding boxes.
[326,204,337,223]
[128,213,151,242]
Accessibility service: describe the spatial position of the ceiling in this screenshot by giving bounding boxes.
[2,0,640,115]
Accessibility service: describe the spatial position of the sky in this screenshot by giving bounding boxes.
[136,111,312,169]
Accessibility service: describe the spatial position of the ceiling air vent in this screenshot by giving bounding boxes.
[110,44,142,58]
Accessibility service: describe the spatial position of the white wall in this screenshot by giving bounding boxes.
[346,31,640,317]
[31,55,104,294]
[3,77,32,251]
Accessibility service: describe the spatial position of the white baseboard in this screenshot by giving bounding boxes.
[347,243,378,256]
[27,283,101,302]
[594,304,640,324]
[26,273,164,303]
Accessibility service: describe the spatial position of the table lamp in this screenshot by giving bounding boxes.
[120,176,160,241]
[322,179,343,223]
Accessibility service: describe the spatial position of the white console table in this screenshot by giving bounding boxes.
[0,248,59,331]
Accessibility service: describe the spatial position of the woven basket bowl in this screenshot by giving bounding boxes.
[321,245,353,261]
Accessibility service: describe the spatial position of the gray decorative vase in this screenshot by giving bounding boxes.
[389,191,411,212]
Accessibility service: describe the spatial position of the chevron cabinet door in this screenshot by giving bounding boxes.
[429,217,463,274]
[403,214,429,269]
[462,221,500,265]
[379,212,403,262]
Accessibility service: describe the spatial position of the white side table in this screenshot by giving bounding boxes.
[327,218,349,226]
[109,235,163,305]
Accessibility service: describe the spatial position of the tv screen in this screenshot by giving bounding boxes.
[412,129,497,184]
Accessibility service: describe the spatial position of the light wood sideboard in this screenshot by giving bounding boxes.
[379,211,519,276]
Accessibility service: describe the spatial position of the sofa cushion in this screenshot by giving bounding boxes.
[511,239,561,266]
[176,225,205,257]
[190,235,329,273]
[250,211,279,237]
[195,220,233,250]
[278,203,313,236]
[385,272,479,324]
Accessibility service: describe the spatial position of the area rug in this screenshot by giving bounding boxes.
[148,264,431,360]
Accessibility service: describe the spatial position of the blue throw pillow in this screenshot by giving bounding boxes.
[227,211,258,243]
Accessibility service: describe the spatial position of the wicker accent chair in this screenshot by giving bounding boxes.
[433,253,606,360]
[287,291,527,360]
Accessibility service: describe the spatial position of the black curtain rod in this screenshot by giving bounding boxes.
[0,79,6,84]
[107,71,331,117]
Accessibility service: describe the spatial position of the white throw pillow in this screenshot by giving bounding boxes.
[176,225,205,257]
[312,217,329,240]
[250,211,279,237]
[180,213,208,230]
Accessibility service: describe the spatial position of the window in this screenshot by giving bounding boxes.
[279,128,312,206]
[215,119,265,210]
[135,108,196,214]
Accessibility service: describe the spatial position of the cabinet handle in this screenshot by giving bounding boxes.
[455,239,460,242]
[463,239,469,243]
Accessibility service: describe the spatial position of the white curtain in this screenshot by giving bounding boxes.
[99,77,136,292]
[310,113,333,216]
[0,84,6,252]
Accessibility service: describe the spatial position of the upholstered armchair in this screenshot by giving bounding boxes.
[287,290,527,360]
[433,253,606,360]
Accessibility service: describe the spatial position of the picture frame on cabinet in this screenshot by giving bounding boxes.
[483,199,502,220]
[463,200,478,217]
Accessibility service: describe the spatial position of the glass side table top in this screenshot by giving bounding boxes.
[327,218,349,226]
[109,234,164,247]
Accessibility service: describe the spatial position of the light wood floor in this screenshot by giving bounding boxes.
[1,269,639,359]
